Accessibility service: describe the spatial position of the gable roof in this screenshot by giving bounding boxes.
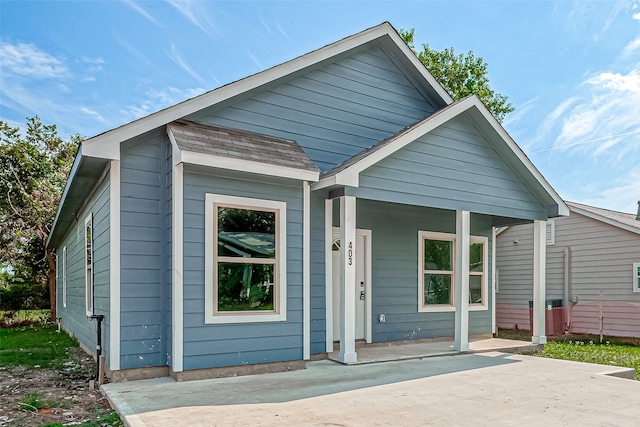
[567,201,640,235]
[167,120,319,181]
[313,95,569,218]
[81,22,452,161]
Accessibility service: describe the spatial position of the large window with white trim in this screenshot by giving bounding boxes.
[205,194,287,323]
[418,231,488,312]
[633,263,640,293]
[84,215,93,316]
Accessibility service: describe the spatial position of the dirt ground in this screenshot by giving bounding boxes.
[0,347,116,427]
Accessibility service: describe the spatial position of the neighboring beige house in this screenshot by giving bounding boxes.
[496,201,640,338]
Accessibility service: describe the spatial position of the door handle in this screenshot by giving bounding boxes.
[360,291,365,300]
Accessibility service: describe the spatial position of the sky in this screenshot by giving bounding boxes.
[1,0,639,214]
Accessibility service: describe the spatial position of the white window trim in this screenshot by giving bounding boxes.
[418,231,488,312]
[418,231,456,313]
[84,214,94,316]
[204,193,287,324]
[633,262,640,293]
[469,235,489,312]
[62,246,67,308]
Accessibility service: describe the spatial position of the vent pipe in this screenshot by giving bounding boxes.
[637,201,640,221]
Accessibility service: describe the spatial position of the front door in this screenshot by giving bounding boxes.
[332,231,367,342]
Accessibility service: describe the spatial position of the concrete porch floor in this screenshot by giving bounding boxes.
[328,337,540,364]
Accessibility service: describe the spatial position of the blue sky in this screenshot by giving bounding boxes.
[1,0,639,213]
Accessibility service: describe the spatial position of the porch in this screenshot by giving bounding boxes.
[328,336,540,365]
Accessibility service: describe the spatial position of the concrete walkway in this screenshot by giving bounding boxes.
[103,352,639,426]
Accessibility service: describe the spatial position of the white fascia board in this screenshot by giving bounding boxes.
[179,150,319,182]
[72,23,409,161]
[466,97,569,218]
[109,160,121,371]
[569,206,640,236]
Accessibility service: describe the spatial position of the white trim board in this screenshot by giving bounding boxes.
[171,163,184,372]
[109,160,121,371]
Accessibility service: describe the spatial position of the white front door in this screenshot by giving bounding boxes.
[332,231,367,342]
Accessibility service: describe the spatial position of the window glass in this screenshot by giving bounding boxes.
[470,242,484,272]
[469,275,482,303]
[424,273,452,305]
[424,239,452,271]
[218,207,276,259]
[218,263,274,311]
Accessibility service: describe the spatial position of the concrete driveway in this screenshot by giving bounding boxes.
[102,352,638,426]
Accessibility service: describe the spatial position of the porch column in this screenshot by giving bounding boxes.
[339,195,357,363]
[532,219,547,344]
[454,210,470,351]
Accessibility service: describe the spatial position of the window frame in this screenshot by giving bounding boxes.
[62,246,67,308]
[469,236,488,311]
[84,214,94,316]
[633,262,640,293]
[417,231,489,313]
[418,231,456,313]
[204,193,287,324]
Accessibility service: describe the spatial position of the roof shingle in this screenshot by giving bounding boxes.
[168,120,319,172]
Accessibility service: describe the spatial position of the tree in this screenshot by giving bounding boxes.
[0,117,79,319]
[399,28,514,123]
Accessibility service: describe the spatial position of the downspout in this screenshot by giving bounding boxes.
[563,247,572,332]
[89,314,105,383]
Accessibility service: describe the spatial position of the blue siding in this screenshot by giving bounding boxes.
[119,130,170,369]
[181,167,304,370]
[354,200,492,342]
[354,114,547,220]
[57,169,110,362]
[187,46,436,172]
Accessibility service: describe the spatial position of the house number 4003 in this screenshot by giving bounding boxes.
[348,241,353,265]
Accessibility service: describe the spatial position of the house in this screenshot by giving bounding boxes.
[496,201,640,338]
[47,22,568,382]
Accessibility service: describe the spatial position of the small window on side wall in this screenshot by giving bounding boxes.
[84,215,93,316]
[633,263,640,293]
[205,194,287,324]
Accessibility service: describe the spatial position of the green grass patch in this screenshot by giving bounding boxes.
[40,412,124,427]
[0,323,78,370]
[539,339,640,380]
[0,309,51,327]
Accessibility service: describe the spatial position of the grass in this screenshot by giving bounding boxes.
[0,309,51,327]
[539,340,640,380]
[0,323,78,370]
[495,328,640,380]
[40,412,124,427]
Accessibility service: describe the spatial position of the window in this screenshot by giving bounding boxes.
[634,263,640,293]
[62,246,67,308]
[205,194,287,323]
[84,215,93,316]
[419,232,455,312]
[418,231,488,312]
[469,237,488,307]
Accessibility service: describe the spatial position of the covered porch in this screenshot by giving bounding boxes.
[328,335,541,365]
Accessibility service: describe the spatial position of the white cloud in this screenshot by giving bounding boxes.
[124,86,205,119]
[0,40,67,78]
[165,43,208,85]
[80,107,105,122]
[633,11,640,20]
[123,0,161,26]
[167,0,217,37]
[623,37,640,55]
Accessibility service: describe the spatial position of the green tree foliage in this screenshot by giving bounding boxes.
[399,28,514,123]
[0,117,79,317]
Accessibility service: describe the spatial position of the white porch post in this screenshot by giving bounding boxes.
[532,219,547,344]
[454,210,470,351]
[339,195,357,363]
